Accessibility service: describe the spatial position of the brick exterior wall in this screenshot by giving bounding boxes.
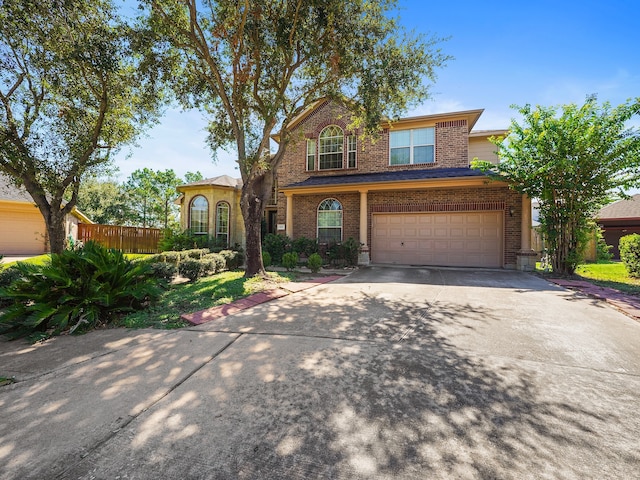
[276,99,521,268]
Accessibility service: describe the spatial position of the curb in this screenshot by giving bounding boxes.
[181,275,343,326]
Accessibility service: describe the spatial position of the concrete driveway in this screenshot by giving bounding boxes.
[1,267,639,479]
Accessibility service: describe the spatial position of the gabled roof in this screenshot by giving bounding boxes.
[597,194,640,220]
[272,98,486,143]
[0,174,33,202]
[177,175,242,190]
[282,167,488,190]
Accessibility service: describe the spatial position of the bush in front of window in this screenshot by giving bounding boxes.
[307,253,323,273]
[263,233,291,264]
[282,252,299,271]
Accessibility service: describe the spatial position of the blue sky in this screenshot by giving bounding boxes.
[112,0,640,183]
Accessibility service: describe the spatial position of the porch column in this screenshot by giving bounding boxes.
[358,189,370,265]
[517,194,537,271]
[285,192,293,238]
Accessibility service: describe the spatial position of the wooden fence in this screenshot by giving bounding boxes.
[78,224,162,254]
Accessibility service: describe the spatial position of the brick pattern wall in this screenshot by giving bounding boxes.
[289,192,360,242]
[276,100,473,226]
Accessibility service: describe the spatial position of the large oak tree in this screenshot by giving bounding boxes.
[473,96,640,276]
[142,0,449,275]
[0,0,159,253]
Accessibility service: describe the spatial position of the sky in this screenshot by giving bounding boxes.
[111,0,640,185]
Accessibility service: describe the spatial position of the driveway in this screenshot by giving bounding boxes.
[1,267,639,479]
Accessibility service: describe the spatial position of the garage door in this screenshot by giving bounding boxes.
[372,212,503,268]
[0,203,47,255]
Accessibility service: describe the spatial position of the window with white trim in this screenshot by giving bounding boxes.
[189,196,209,234]
[216,201,230,246]
[347,135,357,168]
[306,139,316,171]
[319,125,343,170]
[390,127,435,165]
[317,198,342,243]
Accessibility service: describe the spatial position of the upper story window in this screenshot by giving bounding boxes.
[306,139,316,171]
[347,135,357,168]
[189,195,209,234]
[319,125,344,170]
[390,127,435,165]
[216,201,230,246]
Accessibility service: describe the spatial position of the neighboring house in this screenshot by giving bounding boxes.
[597,194,640,259]
[0,174,92,256]
[274,99,535,270]
[175,175,247,248]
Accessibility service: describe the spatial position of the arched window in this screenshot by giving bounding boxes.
[216,201,230,246]
[317,198,342,243]
[319,125,343,170]
[189,196,209,234]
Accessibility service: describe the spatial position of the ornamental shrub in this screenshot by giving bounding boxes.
[149,262,177,282]
[263,234,290,264]
[179,259,203,282]
[307,253,323,273]
[619,234,640,278]
[282,252,299,271]
[262,251,272,268]
[0,241,162,340]
[219,249,244,270]
[202,253,226,274]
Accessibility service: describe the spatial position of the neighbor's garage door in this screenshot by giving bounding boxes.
[0,204,47,255]
[372,211,503,268]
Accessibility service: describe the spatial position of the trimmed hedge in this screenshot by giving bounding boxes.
[620,234,640,278]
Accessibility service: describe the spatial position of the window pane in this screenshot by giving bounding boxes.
[318,228,341,244]
[190,196,208,233]
[413,127,434,146]
[306,139,315,171]
[413,145,435,164]
[216,203,229,245]
[390,130,411,148]
[390,147,410,165]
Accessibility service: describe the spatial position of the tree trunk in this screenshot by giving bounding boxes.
[241,174,269,277]
[46,207,68,254]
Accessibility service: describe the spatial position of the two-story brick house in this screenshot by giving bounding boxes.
[274,99,535,270]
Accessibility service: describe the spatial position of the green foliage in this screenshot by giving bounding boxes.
[0,266,22,289]
[473,97,640,276]
[282,252,299,271]
[159,229,226,252]
[160,251,182,265]
[326,238,360,267]
[0,0,162,253]
[201,253,226,274]
[596,229,613,262]
[263,234,291,264]
[142,0,450,276]
[619,234,640,278]
[0,242,162,340]
[292,237,319,257]
[307,253,323,273]
[219,250,244,270]
[179,260,203,282]
[185,248,210,259]
[262,251,272,268]
[149,262,177,282]
[75,177,133,225]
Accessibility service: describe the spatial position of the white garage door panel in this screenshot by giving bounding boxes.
[372,212,503,268]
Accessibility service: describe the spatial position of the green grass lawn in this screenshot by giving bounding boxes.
[574,261,640,295]
[116,270,297,330]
